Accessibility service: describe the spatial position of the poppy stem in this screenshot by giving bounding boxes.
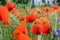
[0,22,3,40]
[10,14,20,25]
[54,12,58,32]
[0,22,6,40]
[57,38,59,40]
[38,34,42,40]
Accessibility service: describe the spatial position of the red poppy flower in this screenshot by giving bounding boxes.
[18,14,38,22]
[40,17,50,25]
[52,5,59,10]
[43,24,51,36]
[18,32,31,40]
[6,2,15,11]
[13,22,28,39]
[0,6,10,25]
[12,8,19,16]
[36,10,41,15]
[30,23,43,35]
[30,17,51,36]
[20,16,25,21]
[18,16,25,21]
[41,7,50,13]
[26,14,38,22]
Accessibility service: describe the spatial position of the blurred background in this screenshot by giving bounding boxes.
[0,0,60,40]
[0,0,60,6]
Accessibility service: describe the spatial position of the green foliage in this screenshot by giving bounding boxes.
[0,0,6,5]
[12,0,18,3]
[16,3,31,9]
[18,0,29,4]
[0,0,30,5]
[12,0,30,4]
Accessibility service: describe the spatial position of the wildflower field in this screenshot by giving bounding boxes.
[0,1,60,40]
